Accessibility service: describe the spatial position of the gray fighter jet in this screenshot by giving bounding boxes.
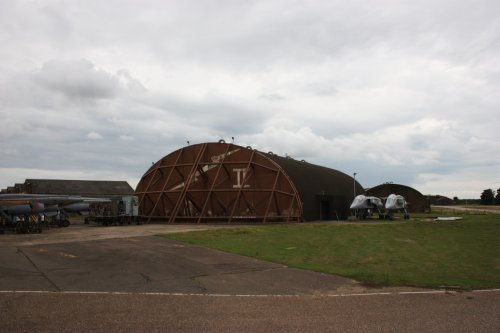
[350,195,385,219]
[384,194,409,220]
[0,194,110,233]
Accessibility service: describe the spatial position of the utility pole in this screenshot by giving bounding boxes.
[353,172,357,199]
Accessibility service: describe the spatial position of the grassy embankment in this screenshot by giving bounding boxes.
[432,204,500,214]
[460,205,500,211]
[161,213,500,290]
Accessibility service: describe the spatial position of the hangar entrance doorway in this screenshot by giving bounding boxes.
[320,199,331,220]
[318,194,346,221]
[318,194,334,221]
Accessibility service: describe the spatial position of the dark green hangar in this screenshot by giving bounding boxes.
[366,183,430,213]
[135,142,363,223]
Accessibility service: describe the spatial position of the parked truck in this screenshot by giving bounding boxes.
[84,195,141,225]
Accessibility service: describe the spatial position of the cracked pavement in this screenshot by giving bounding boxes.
[0,235,373,295]
[0,221,397,295]
[1,222,499,332]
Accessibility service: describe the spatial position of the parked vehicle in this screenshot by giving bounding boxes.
[84,195,141,225]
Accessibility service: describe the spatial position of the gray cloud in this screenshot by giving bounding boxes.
[34,59,120,100]
[0,0,499,198]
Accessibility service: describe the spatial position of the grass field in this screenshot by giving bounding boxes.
[459,205,500,211]
[161,214,500,290]
[432,204,500,214]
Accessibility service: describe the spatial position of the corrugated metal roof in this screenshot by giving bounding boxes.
[266,154,364,220]
[24,179,133,196]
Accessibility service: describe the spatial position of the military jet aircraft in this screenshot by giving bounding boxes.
[349,195,385,219]
[0,194,110,233]
[384,194,409,220]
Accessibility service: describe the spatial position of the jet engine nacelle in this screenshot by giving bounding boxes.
[0,202,45,215]
[62,202,90,213]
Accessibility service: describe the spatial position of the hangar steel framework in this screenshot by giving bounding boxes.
[136,143,303,223]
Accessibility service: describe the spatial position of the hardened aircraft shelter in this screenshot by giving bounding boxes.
[366,183,430,213]
[135,142,363,223]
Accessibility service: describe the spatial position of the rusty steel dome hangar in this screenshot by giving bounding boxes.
[135,142,363,223]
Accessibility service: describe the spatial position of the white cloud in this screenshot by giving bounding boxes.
[0,0,499,198]
[87,131,103,140]
[119,135,135,141]
[414,171,500,199]
[34,59,120,100]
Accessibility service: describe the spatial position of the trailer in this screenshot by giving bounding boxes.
[84,195,141,225]
[0,214,43,234]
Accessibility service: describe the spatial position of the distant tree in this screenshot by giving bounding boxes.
[453,196,459,204]
[480,189,495,205]
[496,188,500,205]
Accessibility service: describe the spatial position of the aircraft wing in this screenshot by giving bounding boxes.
[0,194,111,205]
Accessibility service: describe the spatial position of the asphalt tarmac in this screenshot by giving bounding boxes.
[1,222,499,332]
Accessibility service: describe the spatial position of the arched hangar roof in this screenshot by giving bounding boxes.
[265,153,363,220]
[135,142,362,222]
[365,183,430,213]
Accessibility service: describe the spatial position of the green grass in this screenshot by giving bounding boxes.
[161,214,500,290]
[431,205,500,214]
[457,204,500,211]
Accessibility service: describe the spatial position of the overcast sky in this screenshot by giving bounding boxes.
[1,0,499,199]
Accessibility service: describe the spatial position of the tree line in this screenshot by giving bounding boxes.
[480,188,500,205]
